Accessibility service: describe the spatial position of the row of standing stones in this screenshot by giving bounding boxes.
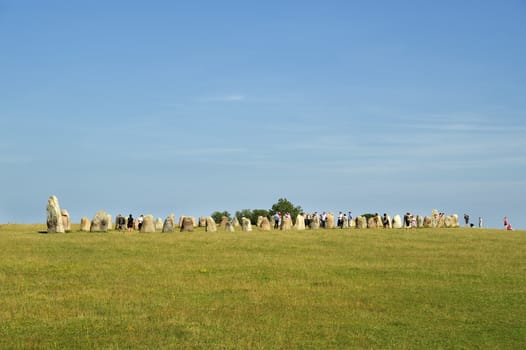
[46,195,460,234]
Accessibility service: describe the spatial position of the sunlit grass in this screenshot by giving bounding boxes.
[0,224,525,349]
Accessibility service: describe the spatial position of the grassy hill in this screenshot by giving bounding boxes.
[1,225,524,349]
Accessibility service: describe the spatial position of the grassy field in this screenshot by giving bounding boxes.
[0,224,524,349]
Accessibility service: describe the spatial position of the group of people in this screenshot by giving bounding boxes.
[115,214,144,232]
[463,214,484,228]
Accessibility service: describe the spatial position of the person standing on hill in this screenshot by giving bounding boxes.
[464,214,470,227]
[127,214,134,232]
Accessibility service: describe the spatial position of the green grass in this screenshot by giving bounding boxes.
[0,224,525,349]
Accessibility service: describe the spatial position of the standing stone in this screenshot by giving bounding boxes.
[423,216,432,228]
[259,217,271,231]
[46,195,65,233]
[294,214,306,230]
[349,218,356,229]
[392,215,402,229]
[342,216,349,228]
[140,214,156,233]
[326,213,335,229]
[417,215,424,228]
[162,214,175,232]
[310,215,320,229]
[281,216,293,230]
[451,214,460,228]
[256,216,264,228]
[241,217,253,232]
[80,217,91,232]
[206,216,217,232]
[199,217,207,227]
[431,209,439,228]
[232,217,240,228]
[356,216,367,229]
[225,222,235,232]
[220,216,229,230]
[61,209,71,232]
[180,217,194,232]
[90,211,111,232]
[155,217,163,231]
[367,217,378,229]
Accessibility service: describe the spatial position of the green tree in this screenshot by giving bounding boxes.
[270,198,303,220]
[211,211,230,224]
[235,209,253,224]
[252,209,270,224]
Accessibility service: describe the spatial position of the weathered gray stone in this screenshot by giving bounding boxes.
[80,217,91,232]
[220,216,229,230]
[162,214,175,232]
[206,217,217,232]
[259,217,271,231]
[90,211,111,232]
[310,215,320,229]
[417,215,424,228]
[155,217,163,231]
[281,216,293,230]
[392,215,402,229]
[140,214,156,233]
[60,209,71,232]
[180,217,194,232]
[294,214,306,230]
[423,216,432,228]
[326,213,335,229]
[356,216,367,229]
[46,195,65,233]
[241,217,252,232]
[225,222,235,232]
[367,217,378,229]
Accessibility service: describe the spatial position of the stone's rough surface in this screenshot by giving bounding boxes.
[367,217,378,229]
[349,218,356,229]
[225,222,235,232]
[241,217,253,232]
[80,217,91,232]
[206,217,217,232]
[342,216,349,228]
[90,211,111,232]
[281,216,293,230]
[46,195,65,233]
[392,215,402,229]
[256,216,264,228]
[155,217,163,231]
[199,217,207,227]
[294,214,306,230]
[162,214,175,232]
[141,214,156,233]
[61,209,71,232]
[356,216,367,229]
[417,215,424,228]
[310,215,320,229]
[220,216,229,230]
[423,216,432,228]
[326,213,335,229]
[180,217,194,232]
[232,217,240,228]
[451,214,459,228]
[259,217,271,231]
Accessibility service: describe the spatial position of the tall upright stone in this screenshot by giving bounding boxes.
[141,214,156,233]
[199,217,207,227]
[162,214,176,233]
[259,217,271,231]
[241,217,253,232]
[90,211,111,232]
[326,213,335,229]
[310,215,320,229]
[392,215,402,229]
[61,209,71,232]
[294,214,306,230]
[155,217,164,231]
[356,216,367,229]
[46,195,65,233]
[80,217,91,232]
[180,217,194,232]
[206,216,217,232]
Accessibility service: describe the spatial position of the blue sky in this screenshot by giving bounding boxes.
[1,1,525,228]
